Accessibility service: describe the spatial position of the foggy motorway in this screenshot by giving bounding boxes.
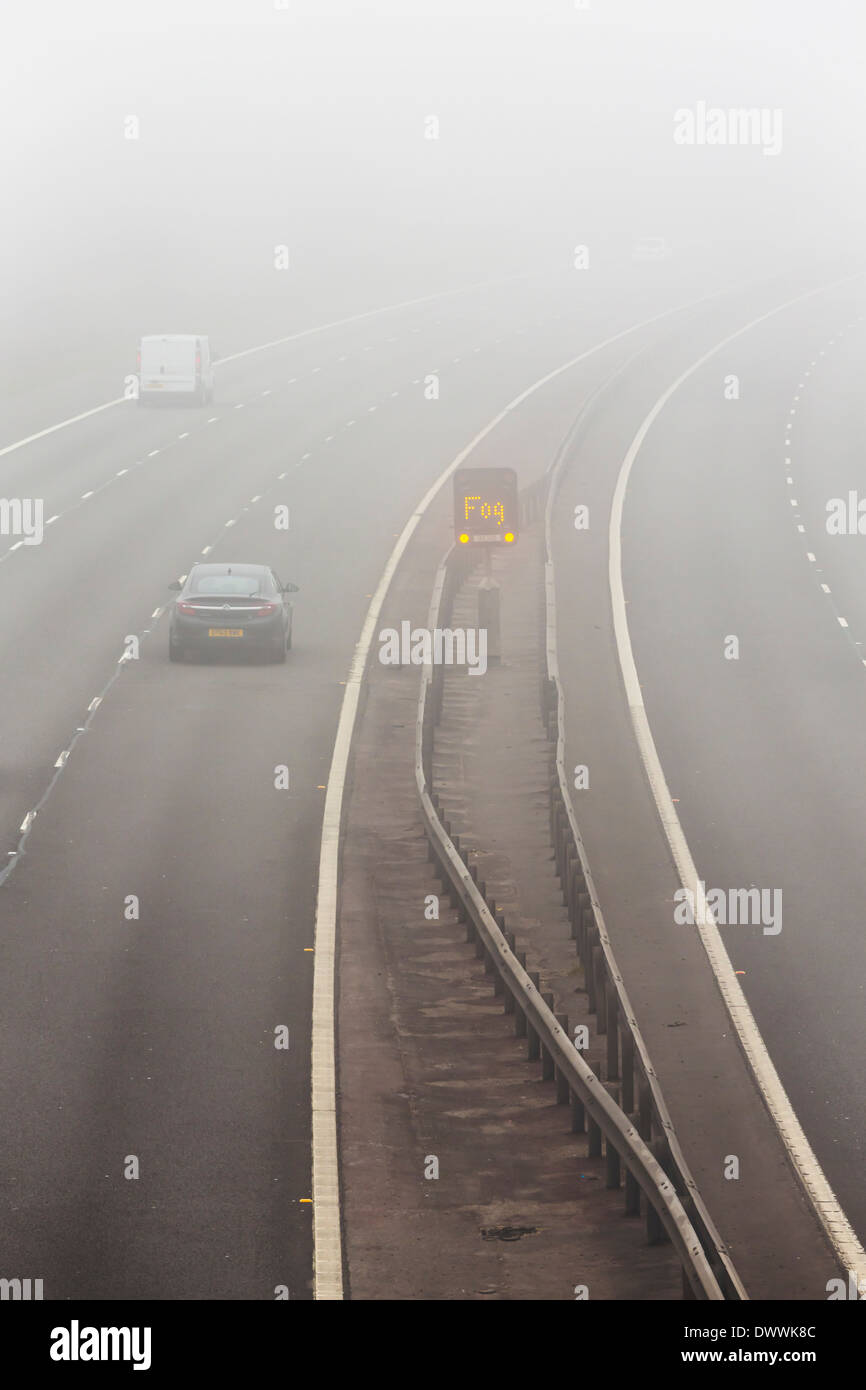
[3,0,866,1366]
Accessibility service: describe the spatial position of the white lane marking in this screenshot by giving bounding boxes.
[324,435,334,443]
[207,416,219,423]
[261,389,271,397]
[797,524,805,532]
[234,403,245,410]
[390,391,399,397]
[116,468,128,477]
[838,616,849,627]
[19,812,36,833]
[312,366,322,373]
[151,607,162,618]
[87,697,101,711]
[54,752,69,768]
[807,552,816,562]
[218,271,527,369]
[310,292,738,1301]
[146,449,160,458]
[337,355,347,362]
[277,472,287,480]
[367,405,377,412]
[46,515,60,524]
[251,494,262,503]
[790,498,798,506]
[225,519,235,527]
[9,541,22,552]
[301,451,311,460]
[201,545,212,555]
[821,584,831,593]
[346,420,356,428]
[81,491,94,500]
[178,431,190,439]
[608,271,866,1284]
[0,396,125,459]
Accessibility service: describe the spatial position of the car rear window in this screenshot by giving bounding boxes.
[188,574,267,596]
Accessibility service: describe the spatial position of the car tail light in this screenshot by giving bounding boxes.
[177,601,199,616]
[253,602,279,617]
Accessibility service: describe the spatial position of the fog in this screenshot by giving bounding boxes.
[3,0,865,413]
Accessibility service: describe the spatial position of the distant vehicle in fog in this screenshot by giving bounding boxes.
[167,563,298,663]
[631,236,671,263]
[138,334,215,405]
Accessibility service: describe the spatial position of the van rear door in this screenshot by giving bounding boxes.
[140,336,198,394]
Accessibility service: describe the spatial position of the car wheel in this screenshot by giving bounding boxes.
[271,634,287,664]
[285,625,292,651]
[169,641,185,663]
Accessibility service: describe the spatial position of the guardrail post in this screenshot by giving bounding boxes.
[527,972,541,1060]
[606,985,619,1079]
[555,1013,570,1103]
[585,926,598,1011]
[625,1164,641,1217]
[571,1089,586,1134]
[638,1081,652,1141]
[621,1029,635,1114]
[593,946,607,1032]
[541,992,555,1079]
[604,1082,622,1189]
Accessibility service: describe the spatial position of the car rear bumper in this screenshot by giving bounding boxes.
[170,616,285,649]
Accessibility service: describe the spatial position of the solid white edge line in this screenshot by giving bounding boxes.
[608,271,866,1284]
[311,291,737,1300]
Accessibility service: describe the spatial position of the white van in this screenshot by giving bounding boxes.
[138,335,215,405]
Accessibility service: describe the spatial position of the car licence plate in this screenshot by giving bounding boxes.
[208,628,244,637]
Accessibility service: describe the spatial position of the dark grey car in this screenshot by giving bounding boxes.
[168,563,298,663]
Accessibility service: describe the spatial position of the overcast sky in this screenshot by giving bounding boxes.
[3,1,864,372]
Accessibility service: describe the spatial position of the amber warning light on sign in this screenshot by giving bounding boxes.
[453,466,519,546]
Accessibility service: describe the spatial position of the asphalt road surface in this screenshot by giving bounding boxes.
[0,273,695,1299]
[551,270,866,1290]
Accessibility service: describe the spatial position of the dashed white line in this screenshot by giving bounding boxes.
[178,431,190,439]
[116,468,128,477]
[47,515,59,524]
[87,697,102,712]
[146,449,160,458]
[54,752,69,768]
[81,490,94,500]
[838,616,849,628]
